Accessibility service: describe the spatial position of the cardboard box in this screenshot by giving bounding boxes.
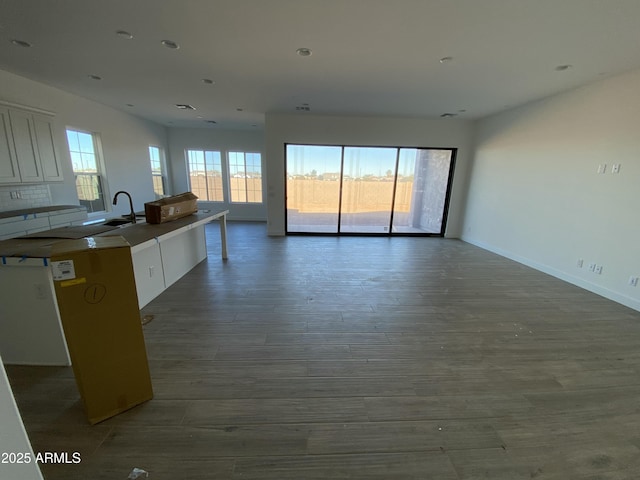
[51,236,153,424]
[144,192,198,224]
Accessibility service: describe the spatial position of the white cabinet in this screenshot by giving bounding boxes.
[159,225,207,288]
[47,208,88,228]
[0,208,88,240]
[0,104,64,184]
[0,260,71,366]
[131,240,165,309]
[131,223,208,308]
[9,109,43,183]
[0,215,47,240]
[33,114,64,182]
[0,107,21,184]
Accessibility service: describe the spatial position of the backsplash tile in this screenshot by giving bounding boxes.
[0,185,52,212]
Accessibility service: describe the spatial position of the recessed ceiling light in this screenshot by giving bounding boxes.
[555,64,573,71]
[175,104,195,110]
[296,47,312,57]
[126,103,134,107]
[236,108,244,112]
[201,78,215,84]
[440,113,457,118]
[458,109,466,113]
[11,39,32,48]
[439,56,453,64]
[251,124,257,127]
[205,120,217,124]
[88,74,102,80]
[161,39,180,50]
[116,30,134,39]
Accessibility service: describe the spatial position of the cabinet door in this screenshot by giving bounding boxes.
[132,243,166,308]
[0,107,21,184]
[33,114,64,182]
[9,109,43,182]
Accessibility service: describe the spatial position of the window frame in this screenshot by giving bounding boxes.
[149,145,167,198]
[65,128,110,215]
[227,151,263,204]
[185,149,225,202]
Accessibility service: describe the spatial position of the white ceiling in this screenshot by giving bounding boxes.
[1,0,640,130]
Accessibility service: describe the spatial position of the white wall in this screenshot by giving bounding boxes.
[462,68,640,312]
[167,127,266,221]
[0,353,44,480]
[0,69,168,217]
[265,113,475,236]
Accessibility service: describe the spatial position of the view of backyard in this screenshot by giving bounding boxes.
[286,145,454,234]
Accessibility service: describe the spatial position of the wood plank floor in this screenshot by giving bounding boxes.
[7,221,640,479]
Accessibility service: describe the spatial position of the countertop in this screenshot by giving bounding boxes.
[0,211,222,259]
[0,205,85,219]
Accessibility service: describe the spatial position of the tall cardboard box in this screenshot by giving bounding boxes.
[51,236,153,424]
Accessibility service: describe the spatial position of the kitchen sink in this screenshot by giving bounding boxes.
[102,219,132,227]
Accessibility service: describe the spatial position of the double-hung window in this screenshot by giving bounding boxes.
[228,151,262,203]
[186,149,224,201]
[66,129,107,214]
[149,145,166,198]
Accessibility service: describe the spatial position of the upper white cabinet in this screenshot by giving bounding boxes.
[0,107,21,184]
[0,104,64,184]
[33,114,64,182]
[9,109,43,182]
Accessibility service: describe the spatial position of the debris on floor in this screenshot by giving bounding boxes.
[141,314,154,325]
[128,467,149,479]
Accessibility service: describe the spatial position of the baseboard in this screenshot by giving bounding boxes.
[461,236,640,313]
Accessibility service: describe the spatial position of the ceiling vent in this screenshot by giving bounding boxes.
[175,104,196,110]
[296,105,311,112]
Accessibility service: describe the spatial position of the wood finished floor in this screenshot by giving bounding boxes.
[7,221,640,479]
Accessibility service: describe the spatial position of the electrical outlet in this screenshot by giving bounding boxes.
[597,164,607,174]
[630,276,639,287]
[10,191,19,199]
[611,164,621,174]
[576,258,584,268]
[595,265,603,275]
[588,263,597,272]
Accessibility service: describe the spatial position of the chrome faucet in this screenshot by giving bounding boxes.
[112,191,136,224]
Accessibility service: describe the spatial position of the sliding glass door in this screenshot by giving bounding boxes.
[340,147,397,233]
[392,148,454,234]
[285,144,455,236]
[286,145,342,233]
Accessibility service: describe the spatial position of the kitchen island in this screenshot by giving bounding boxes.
[0,210,228,366]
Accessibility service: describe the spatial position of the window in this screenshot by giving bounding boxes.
[66,129,107,214]
[149,145,165,198]
[228,151,262,203]
[186,149,223,201]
